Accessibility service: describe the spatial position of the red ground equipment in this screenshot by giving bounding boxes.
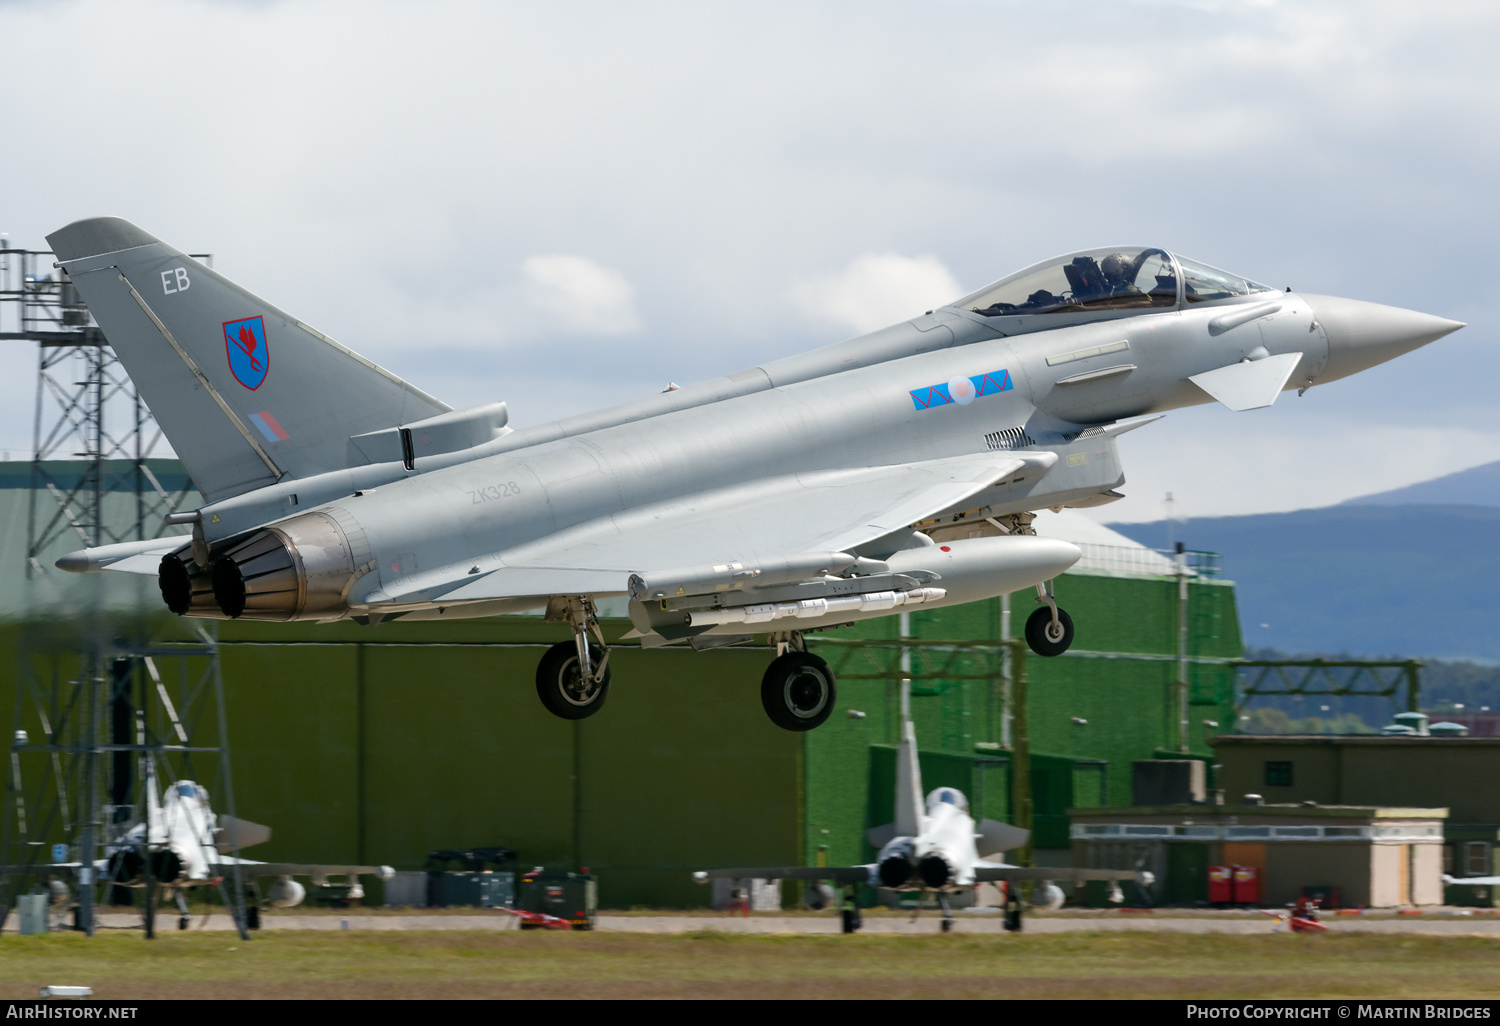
[501,907,575,931]
[1209,866,1233,906]
[1259,896,1328,933]
[1232,865,1260,906]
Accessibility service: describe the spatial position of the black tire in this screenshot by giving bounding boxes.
[1003,887,1024,933]
[1024,606,1074,657]
[761,652,836,731]
[535,641,611,720]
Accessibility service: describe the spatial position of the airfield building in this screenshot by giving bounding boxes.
[1213,734,1500,882]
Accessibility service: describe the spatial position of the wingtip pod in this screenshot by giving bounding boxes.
[46,217,162,263]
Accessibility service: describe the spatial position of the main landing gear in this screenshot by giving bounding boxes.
[1024,579,1074,657]
[761,632,836,732]
[536,597,612,720]
[1003,882,1024,932]
[840,885,864,935]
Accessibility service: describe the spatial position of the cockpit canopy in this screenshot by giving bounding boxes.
[172,781,209,803]
[926,786,969,813]
[956,248,1273,318]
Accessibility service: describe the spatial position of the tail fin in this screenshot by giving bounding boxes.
[894,683,924,837]
[47,217,449,503]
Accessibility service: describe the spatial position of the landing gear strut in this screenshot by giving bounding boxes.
[1003,882,1024,932]
[762,632,836,732]
[840,885,863,934]
[536,597,612,720]
[1024,579,1074,657]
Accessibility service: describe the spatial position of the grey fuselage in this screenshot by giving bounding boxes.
[55,230,1455,629]
[204,288,1330,618]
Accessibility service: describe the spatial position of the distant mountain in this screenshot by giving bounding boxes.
[1106,505,1500,662]
[1340,459,1500,508]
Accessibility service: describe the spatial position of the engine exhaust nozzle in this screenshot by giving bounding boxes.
[918,853,953,888]
[878,855,916,889]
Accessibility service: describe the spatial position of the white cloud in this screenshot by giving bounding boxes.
[0,0,1496,512]
[521,255,642,335]
[791,253,964,335]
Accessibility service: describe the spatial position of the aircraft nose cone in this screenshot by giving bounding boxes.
[1303,294,1464,384]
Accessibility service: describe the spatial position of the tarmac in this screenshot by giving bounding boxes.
[82,909,1500,936]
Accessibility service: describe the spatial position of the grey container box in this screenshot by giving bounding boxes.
[427,871,515,909]
[15,893,47,935]
[383,871,429,908]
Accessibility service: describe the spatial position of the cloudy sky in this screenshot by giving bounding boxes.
[0,0,1494,522]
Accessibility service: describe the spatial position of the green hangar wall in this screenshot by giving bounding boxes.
[0,461,1243,907]
[0,616,802,909]
[801,568,1242,872]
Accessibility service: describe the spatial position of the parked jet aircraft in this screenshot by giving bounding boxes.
[695,684,1148,932]
[88,763,392,929]
[49,220,1464,731]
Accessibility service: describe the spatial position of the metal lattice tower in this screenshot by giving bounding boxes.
[0,238,205,574]
[1,627,250,938]
[1,236,247,938]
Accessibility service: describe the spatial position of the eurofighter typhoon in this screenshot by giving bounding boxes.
[49,219,1463,731]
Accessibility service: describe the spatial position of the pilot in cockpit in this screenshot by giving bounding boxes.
[1100,252,1144,299]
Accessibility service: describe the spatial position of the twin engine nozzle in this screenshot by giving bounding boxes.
[106,848,183,885]
[157,512,364,622]
[877,850,955,889]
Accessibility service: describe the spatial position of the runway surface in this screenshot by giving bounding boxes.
[87,911,1500,936]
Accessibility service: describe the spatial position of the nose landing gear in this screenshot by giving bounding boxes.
[1024,579,1074,657]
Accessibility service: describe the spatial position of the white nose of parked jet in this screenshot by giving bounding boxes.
[1303,294,1465,384]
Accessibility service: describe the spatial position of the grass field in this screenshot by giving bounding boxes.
[2,930,1499,999]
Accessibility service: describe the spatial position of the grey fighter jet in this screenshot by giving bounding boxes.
[49,222,1463,731]
[695,682,1150,932]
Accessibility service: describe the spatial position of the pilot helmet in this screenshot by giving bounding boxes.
[1101,251,1135,283]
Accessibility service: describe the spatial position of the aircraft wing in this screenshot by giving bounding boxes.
[695,866,873,885]
[972,865,1142,883]
[54,536,190,576]
[214,859,395,881]
[409,452,1036,605]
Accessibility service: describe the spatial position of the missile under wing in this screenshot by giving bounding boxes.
[49,222,1464,732]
